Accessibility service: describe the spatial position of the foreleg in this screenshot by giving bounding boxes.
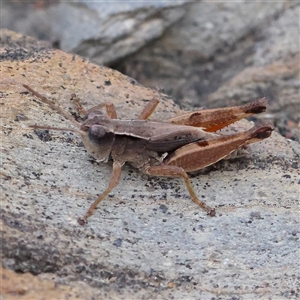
[78,161,122,224]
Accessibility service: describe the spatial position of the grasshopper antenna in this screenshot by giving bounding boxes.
[23,84,81,129]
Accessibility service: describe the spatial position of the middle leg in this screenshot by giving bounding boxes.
[138,98,160,120]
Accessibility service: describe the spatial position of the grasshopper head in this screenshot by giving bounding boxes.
[23,84,115,162]
[80,113,114,162]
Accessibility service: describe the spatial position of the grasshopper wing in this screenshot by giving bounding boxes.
[94,118,215,153]
[145,122,215,152]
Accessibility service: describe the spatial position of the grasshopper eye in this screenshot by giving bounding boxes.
[88,125,114,146]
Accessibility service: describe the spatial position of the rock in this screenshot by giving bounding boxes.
[2,2,299,141]
[0,266,97,300]
[1,1,187,65]
[1,33,299,299]
[118,2,299,140]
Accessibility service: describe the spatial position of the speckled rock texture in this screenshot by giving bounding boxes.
[1,31,299,299]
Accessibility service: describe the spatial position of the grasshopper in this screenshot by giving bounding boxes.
[23,84,274,225]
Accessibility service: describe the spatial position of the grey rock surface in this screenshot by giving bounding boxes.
[1,1,187,65]
[2,1,299,141]
[1,34,299,299]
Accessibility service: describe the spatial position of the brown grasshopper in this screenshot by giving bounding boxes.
[23,84,274,225]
